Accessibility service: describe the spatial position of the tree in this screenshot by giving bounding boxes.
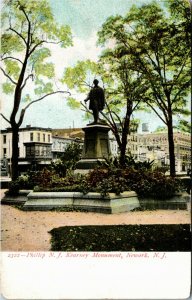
[52,143,82,177]
[154,126,167,133]
[98,47,150,165]
[97,0,191,176]
[1,0,73,180]
[176,120,191,133]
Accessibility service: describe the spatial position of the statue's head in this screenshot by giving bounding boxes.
[93,79,99,86]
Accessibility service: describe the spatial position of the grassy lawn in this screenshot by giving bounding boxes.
[49,224,191,251]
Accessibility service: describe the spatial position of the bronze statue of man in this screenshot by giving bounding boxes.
[84,79,105,123]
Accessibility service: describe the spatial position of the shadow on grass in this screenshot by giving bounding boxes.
[49,224,191,252]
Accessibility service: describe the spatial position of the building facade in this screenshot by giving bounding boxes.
[136,131,191,172]
[0,126,53,174]
[52,128,118,157]
[0,126,83,175]
[52,136,83,159]
[1,125,190,176]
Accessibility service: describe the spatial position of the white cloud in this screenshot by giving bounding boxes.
[49,31,101,78]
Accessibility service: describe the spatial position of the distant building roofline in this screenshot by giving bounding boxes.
[1,126,52,133]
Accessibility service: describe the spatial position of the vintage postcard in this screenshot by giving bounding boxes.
[1,0,191,299]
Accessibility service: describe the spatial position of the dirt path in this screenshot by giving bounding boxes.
[1,201,190,251]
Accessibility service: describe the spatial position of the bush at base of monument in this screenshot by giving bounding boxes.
[7,164,181,200]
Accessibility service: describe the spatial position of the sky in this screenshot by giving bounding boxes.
[1,0,170,132]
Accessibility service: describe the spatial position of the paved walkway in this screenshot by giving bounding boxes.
[1,189,191,251]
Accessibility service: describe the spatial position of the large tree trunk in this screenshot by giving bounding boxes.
[120,115,130,166]
[167,119,176,177]
[11,125,19,181]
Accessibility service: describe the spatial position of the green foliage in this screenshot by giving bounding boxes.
[6,181,20,195]
[97,176,128,197]
[1,0,73,180]
[98,1,190,112]
[33,184,80,193]
[49,224,191,251]
[97,0,190,176]
[33,173,86,192]
[62,60,98,93]
[28,168,57,188]
[66,97,81,109]
[99,155,154,171]
[1,33,24,54]
[9,162,180,200]
[34,82,54,95]
[2,82,14,94]
[51,143,82,177]
[6,174,34,195]
[153,166,169,174]
[30,48,51,62]
[34,62,55,79]
[85,165,180,199]
[124,169,180,200]
[154,126,167,133]
[4,60,20,80]
[1,0,73,100]
[176,120,191,133]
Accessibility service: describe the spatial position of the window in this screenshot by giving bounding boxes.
[3,148,6,158]
[3,135,6,144]
[30,132,33,141]
[37,133,40,142]
[48,134,50,142]
[43,134,45,142]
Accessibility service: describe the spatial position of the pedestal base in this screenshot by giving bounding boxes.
[76,124,111,171]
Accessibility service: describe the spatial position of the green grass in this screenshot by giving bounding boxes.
[49,224,191,251]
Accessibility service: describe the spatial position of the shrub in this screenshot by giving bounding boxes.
[8,162,180,200]
[127,170,180,199]
[99,155,154,171]
[97,176,128,197]
[27,168,58,188]
[86,166,180,200]
[6,174,33,195]
[51,143,82,177]
[153,166,169,174]
[6,181,20,196]
[86,168,109,187]
[34,184,84,193]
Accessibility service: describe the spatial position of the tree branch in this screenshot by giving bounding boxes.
[111,110,123,128]
[170,52,190,95]
[100,110,122,147]
[162,53,167,84]
[80,101,92,114]
[0,67,17,85]
[132,101,140,112]
[1,56,23,65]
[17,91,71,127]
[29,41,44,55]
[9,27,27,45]
[29,38,71,56]
[105,101,119,130]
[19,5,31,25]
[145,101,167,124]
[171,80,191,104]
[21,74,34,89]
[0,113,11,124]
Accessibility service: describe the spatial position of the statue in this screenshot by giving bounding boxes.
[84,79,105,124]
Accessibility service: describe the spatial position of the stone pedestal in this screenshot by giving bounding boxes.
[76,124,111,171]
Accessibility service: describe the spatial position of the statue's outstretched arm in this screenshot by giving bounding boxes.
[84,92,90,102]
